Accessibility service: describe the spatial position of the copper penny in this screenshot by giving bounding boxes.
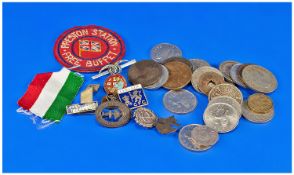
[198,72,225,95]
[162,57,193,71]
[128,60,162,87]
[247,93,273,114]
[163,61,192,90]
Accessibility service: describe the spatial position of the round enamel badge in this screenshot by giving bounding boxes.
[54,25,126,72]
[104,74,127,94]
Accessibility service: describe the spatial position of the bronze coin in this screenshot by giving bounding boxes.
[163,61,192,90]
[128,60,162,87]
[162,57,193,71]
[198,72,225,95]
[247,93,273,114]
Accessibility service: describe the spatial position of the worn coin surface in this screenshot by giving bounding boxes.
[151,43,182,63]
[241,64,278,93]
[179,124,213,151]
[247,93,273,114]
[219,60,239,83]
[162,57,193,71]
[96,100,131,128]
[191,125,219,148]
[242,100,274,123]
[209,96,242,116]
[128,60,162,87]
[208,83,243,104]
[163,89,197,114]
[145,65,169,89]
[133,107,158,128]
[230,63,247,87]
[163,61,192,90]
[190,59,210,72]
[198,72,225,95]
[204,103,239,133]
[191,66,223,93]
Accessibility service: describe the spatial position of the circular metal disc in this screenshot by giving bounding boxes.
[208,83,243,104]
[145,65,169,89]
[151,43,182,63]
[219,60,239,83]
[242,100,274,123]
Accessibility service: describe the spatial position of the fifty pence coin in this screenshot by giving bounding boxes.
[230,63,247,88]
[204,103,239,133]
[190,59,210,72]
[198,72,225,95]
[145,65,169,89]
[242,100,274,123]
[133,107,158,128]
[208,83,243,104]
[163,61,192,90]
[247,93,273,114]
[163,89,197,114]
[151,43,182,63]
[219,60,239,83]
[241,64,278,93]
[128,60,162,87]
[209,96,242,116]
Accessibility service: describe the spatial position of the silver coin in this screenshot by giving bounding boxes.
[242,100,274,123]
[145,65,169,89]
[178,124,213,151]
[190,59,210,72]
[219,60,239,83]
[133,107,158,128]
[208,83,243,105]
[241,64,278,93]
[204,103,239,133]
[151,43,182,63]
[191,66,223,93]
[230,63,247,87]
[191,125,219,148]
[209,96,242,116]
[163,89,197,114]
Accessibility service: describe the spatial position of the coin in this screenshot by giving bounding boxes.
[208,83,243,104]
[128,60,162,87]
[96,100,131,128]
[247,93,273,114]
[179,124,216,151]
[241,64,278,93]
[162,57,193,71]
[145,65,169,89]
[209,96,242,116]
[230,63,247,87]
[163,61,192,90]
[133,107,158,128]
[219,60,239,83]
[242,100,274,123]
[163,89,197,114]
[151,43,182,63]
[191,125,219,148]
[204,103,239,133]
[198,72,225,95]
[190,59,210,72]
[191,66,223,93]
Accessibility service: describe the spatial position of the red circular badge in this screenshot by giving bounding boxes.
[54,25,126,72]
[104,74,127,94]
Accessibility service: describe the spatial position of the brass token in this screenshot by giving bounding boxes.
[247,93,273,114]
[128,60,162,87]
[198,72,225,95]
[163,61,192,90]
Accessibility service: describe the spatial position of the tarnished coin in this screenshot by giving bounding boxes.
[198,72,225,95]
[219,60,239,83]
[191,125,219,148]
[179,124,216,151]
[208,83,243,104]
[96,100,131,128]
[204,103,239,133]
[151,43,182,63]
[191,66,223,93]
[230,63,247,87]
[209,96,242,116]
[242,100,274,123]
[128,60,162,87]
[241,64,277,93]
[190,59,210,72]
[145,65,169,89]
[247,93,273,114]
[162,57,193,71]
[163,89,197,114]
[163,61,192,90]
[133,107,158,128]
